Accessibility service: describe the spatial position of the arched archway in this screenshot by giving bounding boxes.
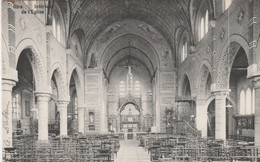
[68,66,84,105]
[216,36,250,90]
[68,69,80,135]
[182,74,191,98]
[49,64,67,100]
[12,48,38,137]
[198,62,212,99]
[119,102,141,133]
[15,39,47,92]
[227,44,254,141]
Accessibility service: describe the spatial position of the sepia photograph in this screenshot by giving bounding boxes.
[1,0,260,161]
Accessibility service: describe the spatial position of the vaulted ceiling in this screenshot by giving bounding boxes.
[68,0,191,55]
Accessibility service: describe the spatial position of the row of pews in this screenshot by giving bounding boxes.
[139,133,260,162]
[4,134,120,161]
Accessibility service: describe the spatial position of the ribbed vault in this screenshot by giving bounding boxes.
[70,0,191,56]
[106,48,154,78]
[101,33,159,77]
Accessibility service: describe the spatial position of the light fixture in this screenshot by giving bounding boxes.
[226,99,233,108]
[226,104,233,108]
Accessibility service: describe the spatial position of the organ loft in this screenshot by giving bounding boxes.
[1,0,260,161]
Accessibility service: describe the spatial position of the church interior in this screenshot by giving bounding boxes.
[1,0,260,161]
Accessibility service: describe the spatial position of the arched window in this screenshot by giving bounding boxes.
[252,88,255,114]
[119,81,125,97]
[53,16,57,38]
[200,17,205,40]
[246,88,252,114]
[199,10,209,41]
[239,90,245,115]
[74,94,78,119]
[181,41,188,62]
[57,23,61,42]
[223,0,232,10]
[12,93,21,120]
[52,13,61,42]
[205,10,209,34]
[134,81,140,96]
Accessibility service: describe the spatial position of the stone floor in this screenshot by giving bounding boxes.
[114,140,150,162]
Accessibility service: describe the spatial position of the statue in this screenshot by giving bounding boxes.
[88,53,97,68]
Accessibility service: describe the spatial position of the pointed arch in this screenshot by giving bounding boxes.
[197,60,212,99]
[181,74,192,97]
[68,64,84,105]
[49,63,68,100]
[216,35,250,90]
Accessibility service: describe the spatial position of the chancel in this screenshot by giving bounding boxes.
[1,0,260,161]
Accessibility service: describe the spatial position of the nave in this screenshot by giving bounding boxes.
[2,0,260,161]
[114,140,150,162]
[4,132,260,161]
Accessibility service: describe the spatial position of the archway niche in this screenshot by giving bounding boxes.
[48,75,59,136]
[177,75,195,122]
[68,70,79,135]
[228,46,253,142]
[12,49,37,137]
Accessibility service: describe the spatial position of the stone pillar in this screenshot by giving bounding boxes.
[214,90,229,140]
[58,101,69,136]
[77,106,85,134]
[252,77,260,146]
[35,92,51,141]
[196,99,207,137]
[2,79,16,148]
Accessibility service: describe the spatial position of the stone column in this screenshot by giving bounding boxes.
[2,79,16,148]
[58,100,69,136]
[77,106,85,134]
[214,90,229,140]
[196,99,207,137]
[252,77,260,146]
[35,92,51,141]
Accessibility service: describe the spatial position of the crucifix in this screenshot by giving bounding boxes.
[120,56,139,93]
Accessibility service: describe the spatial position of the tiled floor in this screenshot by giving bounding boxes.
[114,140,150,162]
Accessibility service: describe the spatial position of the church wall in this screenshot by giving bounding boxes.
[177,0,260,138]
[2,1,9,59]
[178,0,253,99]
[15,1,47,67]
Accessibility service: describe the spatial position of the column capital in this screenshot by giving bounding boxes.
[58,100,70,105]
[2,79,16,91]
[251,77,260,89]
[213,89,230,98]
[35,92,51,102]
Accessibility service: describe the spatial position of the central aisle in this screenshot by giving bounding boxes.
[115,140,151,162]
